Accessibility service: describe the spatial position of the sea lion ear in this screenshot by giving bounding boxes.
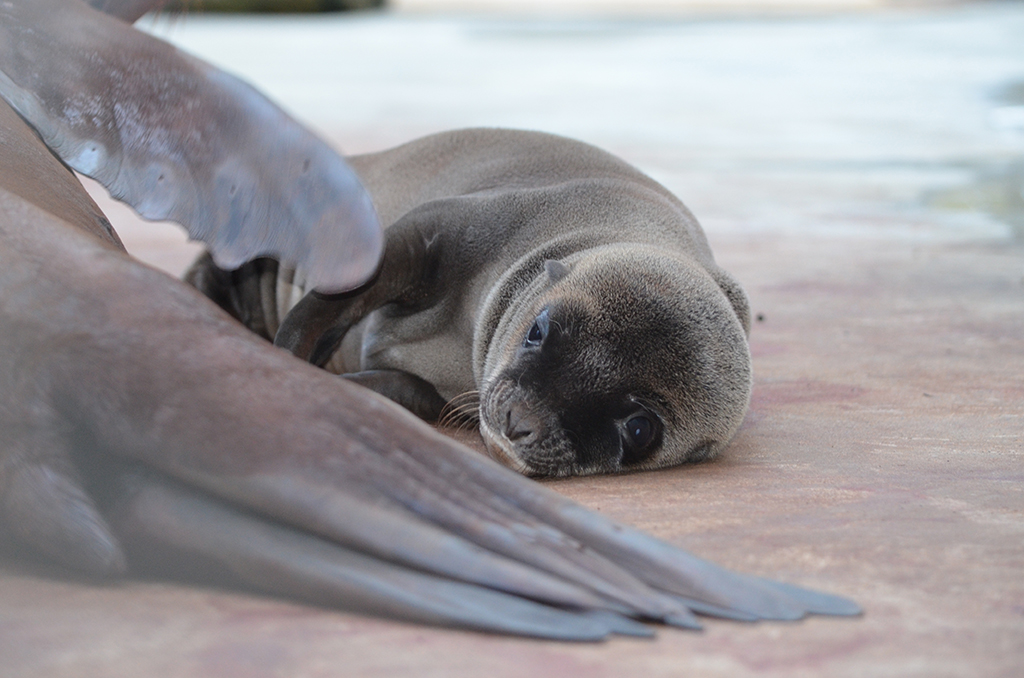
[709,266,751,336]
[544,259,571,283]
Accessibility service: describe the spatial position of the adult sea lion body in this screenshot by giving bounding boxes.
[0,0,859,638]
[195,129,752,477]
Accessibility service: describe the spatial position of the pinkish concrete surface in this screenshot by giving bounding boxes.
[2,5,1023,677]
[2,223,1018,677]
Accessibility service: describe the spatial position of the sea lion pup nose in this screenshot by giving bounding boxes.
[192,128,754,477]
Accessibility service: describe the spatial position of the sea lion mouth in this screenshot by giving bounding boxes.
[478,416,530,474]
[478,378,581,477]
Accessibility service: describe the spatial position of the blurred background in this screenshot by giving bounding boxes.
[165,0,995,14]
[164,0,382,10]
[121,0,1024,273]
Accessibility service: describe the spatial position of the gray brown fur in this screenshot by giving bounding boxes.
[190,129,752,477]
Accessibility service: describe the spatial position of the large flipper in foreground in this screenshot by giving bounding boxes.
[0,0,382,293]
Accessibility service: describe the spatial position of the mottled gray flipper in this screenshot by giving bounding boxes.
[0,0,382,293]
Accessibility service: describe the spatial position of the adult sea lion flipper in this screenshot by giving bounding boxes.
[0,0,382,294]
[99,465,646,640]
[0,99,130,577]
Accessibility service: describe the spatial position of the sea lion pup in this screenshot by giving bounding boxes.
[189,129,753,477]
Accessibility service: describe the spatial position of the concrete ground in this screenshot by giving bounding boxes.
[2,3,1023,677]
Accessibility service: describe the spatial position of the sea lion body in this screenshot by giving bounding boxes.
[191,129,752,477]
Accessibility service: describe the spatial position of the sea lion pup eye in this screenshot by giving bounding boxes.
[621,412,660,459]
[523,308,550,348]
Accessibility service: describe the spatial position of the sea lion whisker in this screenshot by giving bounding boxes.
[437,410,470,430]
[451,400,482,417]
[437,390,481,430]
[448,400,481,415]
[438,411,480,433]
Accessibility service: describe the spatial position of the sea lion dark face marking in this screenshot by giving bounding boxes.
[478,247,751,477]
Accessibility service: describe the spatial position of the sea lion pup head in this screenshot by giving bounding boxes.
[477,245,752,477]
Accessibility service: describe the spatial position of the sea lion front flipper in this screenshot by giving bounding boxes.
[0,0,382,294]
[342,370,448,422]
[276,200,453,365]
